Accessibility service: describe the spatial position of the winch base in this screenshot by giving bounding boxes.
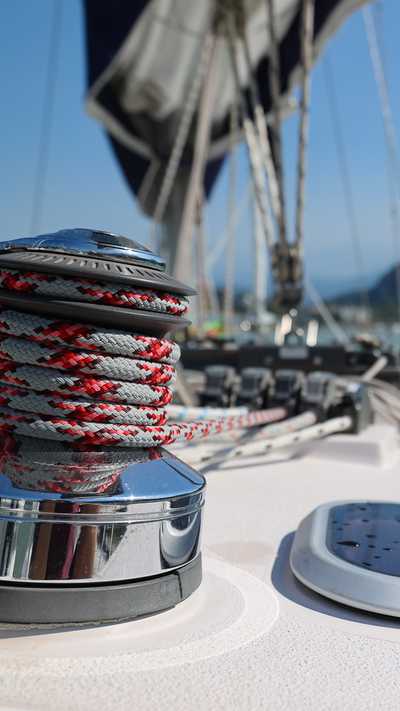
[0,554,202,625]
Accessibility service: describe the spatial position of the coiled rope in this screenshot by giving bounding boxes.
[0,268,285,446]
[0,435,159,493]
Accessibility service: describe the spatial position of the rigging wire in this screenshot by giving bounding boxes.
[234,0,315,314]
[372,1,387,76]
[193,194,211,333]
[253,190,268,324]
[323,55,371,314]
[239,24,281,226]
[29,0,63,235]
[363,6,400,190]
[202,209,222,320]
[305,278,350,345]
[242,0,316,256]
[174,33,219,281]
[206,177,252,270]
[266,0,287,245]
[363,5,400,321]
[224,13,275,251]
[223,100,239,335]
[153,1,316,311]
[184,194,216,333]
[295,0,315,255]
[150,30,212,237]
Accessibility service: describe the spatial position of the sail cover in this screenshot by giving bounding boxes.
[83,0,367,217]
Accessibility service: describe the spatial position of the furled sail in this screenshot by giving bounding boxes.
[83,0,366,217]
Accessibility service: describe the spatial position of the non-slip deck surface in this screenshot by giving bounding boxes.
[0,424,399,711]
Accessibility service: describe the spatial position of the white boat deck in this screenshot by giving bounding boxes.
[1,424,400,710]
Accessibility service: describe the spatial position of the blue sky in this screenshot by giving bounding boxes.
[1,1,400,296]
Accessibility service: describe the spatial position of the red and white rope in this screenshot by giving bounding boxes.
[0,269,286,446]
[0,269,189,315]
[0,307,180,362]
[0,404,287,447]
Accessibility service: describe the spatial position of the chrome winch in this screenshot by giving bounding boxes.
[0,228,194,333]
[0,228,205,624]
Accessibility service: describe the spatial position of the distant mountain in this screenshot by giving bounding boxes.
[368,267,400,306]
[330,264,400,316]
[311,274,376,301]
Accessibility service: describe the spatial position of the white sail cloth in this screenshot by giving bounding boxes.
[85,0,369,175]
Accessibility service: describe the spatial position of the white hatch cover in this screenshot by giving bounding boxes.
[291,501,400,617]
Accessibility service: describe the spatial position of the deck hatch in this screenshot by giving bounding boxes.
[291,500,400,617]
[327,503,400,576]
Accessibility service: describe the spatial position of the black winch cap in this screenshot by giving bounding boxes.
[0,229,195,335]
[0,228,196,296]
